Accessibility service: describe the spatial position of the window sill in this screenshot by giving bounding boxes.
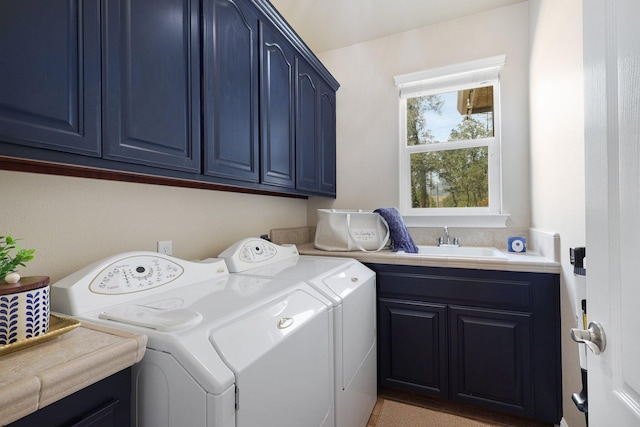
[403,213,510,228]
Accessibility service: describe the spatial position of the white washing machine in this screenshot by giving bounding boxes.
[50,252,336,427]
[219,239,377,427]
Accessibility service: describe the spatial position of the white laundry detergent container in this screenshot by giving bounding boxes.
[0,276,51,345]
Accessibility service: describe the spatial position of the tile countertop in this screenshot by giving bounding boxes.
[0,321,147,426]
[297,243,561,274]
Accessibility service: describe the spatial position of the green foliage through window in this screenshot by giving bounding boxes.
[406,86,494,208]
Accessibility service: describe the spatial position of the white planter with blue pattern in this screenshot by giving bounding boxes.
[0,276,50,346]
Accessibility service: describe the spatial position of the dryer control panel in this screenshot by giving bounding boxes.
[240,241,277,263]
[219,238,299,272]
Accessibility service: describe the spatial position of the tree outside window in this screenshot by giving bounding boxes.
[405,86,495,209]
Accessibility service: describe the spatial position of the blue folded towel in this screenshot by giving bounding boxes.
[374,208,418,253]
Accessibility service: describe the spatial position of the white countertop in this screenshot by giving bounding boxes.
[297,243,561,274]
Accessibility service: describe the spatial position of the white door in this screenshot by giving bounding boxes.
[584,0,640,425]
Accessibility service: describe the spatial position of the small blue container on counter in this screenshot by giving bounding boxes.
[508,237,526,253]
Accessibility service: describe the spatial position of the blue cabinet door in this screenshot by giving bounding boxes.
[295,58,337,196]
[260,23,296,188]
[449,306,533,417]
[0,0,101,156]
[295,58,319,193]
[318,81,337,196]
[378,298,448,397]
[203,0,260,183]
[103,0,201,172]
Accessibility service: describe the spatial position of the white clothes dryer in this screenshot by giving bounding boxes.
[219,239,377,427]
[51,252,335,427]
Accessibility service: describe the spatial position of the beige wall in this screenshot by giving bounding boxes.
[0,170,307,282]
[309,2,531,228]
[529,1,586,427]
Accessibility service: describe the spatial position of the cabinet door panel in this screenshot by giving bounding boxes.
[449,306,533,417]
[70,400,119,427]
[295,59,318,192]
[7,369,130,427]
[295,58,337,196]
[319,85,336,196]
[378,298,448,397]
[204,0,259,182]
[260,24,295,188]
[103,0,201,172]
[0,0,100,156]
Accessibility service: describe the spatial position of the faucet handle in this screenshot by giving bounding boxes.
[453,237,460,246]
[437,237,444,246]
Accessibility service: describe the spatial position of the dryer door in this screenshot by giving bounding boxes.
[210,289,334,427]
[323,262,376,389]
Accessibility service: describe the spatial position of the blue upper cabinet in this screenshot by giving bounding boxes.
[103,0,202,172]
[260,22,296,189]
[0,0,101,157]
[0,0,339,197]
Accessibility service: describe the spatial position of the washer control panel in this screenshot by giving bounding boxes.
[90,255,184,294]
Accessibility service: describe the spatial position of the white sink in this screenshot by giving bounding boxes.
[401,245,508,259]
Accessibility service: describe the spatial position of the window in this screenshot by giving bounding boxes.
[395,55,508,227]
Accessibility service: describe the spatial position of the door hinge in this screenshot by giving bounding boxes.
[235,386,240,410]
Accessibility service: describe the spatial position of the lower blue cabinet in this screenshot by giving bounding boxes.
[8,368,131,427]
[371,263,562,425]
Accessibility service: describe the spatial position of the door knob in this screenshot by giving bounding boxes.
[571,321,607,355]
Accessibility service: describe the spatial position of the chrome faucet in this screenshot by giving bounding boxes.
[438,226,460,247]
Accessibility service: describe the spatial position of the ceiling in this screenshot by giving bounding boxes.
[269,0,527,53]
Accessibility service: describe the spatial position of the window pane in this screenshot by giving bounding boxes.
[410,147,488,208]
[407,86,494,146]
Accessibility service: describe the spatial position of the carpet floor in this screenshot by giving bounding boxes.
[373,400,509,427]
[367,390,552,427]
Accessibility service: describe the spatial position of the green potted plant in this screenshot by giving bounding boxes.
[1,235,35,283]
[0,235,50,346]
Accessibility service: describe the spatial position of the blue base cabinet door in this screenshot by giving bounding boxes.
[378,298,448,398]
[0,0,101,157]
[449,306,533,416]
[102,0,201,172]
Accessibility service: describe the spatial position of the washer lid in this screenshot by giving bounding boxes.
[237,256,374,305]
[99,305,202,331]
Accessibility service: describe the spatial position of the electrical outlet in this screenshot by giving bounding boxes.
[157,240,172,255]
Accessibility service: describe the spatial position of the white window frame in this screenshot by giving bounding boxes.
[394,55,509,228]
